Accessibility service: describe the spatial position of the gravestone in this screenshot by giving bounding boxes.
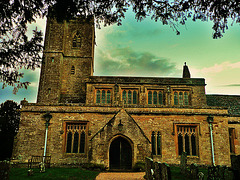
[190,163,198,180]
[154,162,162,180]
[180,152,187,174]
[161,163,171,180]
[231,155,240,180]
[145,157,154,180]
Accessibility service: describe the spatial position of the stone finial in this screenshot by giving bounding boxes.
[182,62,191,78]
[20,98,28,106]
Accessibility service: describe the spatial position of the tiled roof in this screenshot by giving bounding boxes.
[206,95,240,116]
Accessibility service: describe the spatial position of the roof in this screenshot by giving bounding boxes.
[206,95,240,116]
[89,76,205,86]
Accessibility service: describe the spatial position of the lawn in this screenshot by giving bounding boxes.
[9,168,100,180]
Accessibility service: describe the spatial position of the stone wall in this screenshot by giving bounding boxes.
[13,104,231,167]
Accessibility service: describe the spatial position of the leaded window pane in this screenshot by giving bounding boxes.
[122,90,127,104]
[184,92,188,105]
[153,91,157,104]
[178,134,183,155]
[128,90,132,104]
[151,132,156,155]
[191,134,197,156]
[96,90,100,103]
[80,132,86,153]
[157,132,161,155]
[174,92,178,105]
[133,91,137,104]
[107,90,111,104]
[185,134,190,155]
[73,132,79,153]
[179,92,183,105]
[148,91,152,104]
[66,132,72,153]
[102,90,106,104]
[158,92,163,105]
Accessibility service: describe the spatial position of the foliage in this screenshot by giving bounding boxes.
[9,167,100,180]
[0,160,11,180]
[0,100,20,160]
[133,161,145,172]
[82,163,107,171]
[1,0,240,90]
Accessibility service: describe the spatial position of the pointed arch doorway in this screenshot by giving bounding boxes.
[109,136,132,170]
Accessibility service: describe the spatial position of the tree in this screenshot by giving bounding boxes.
[1,0,240,91]
[0,100,20,160]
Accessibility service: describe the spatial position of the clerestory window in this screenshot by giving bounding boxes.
[122,89,138,104]
[174,91,189,106]
[66,123,87,154]
[147,90,163,105]
[96,89,111,104]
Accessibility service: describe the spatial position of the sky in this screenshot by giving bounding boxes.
[1,10,240,104]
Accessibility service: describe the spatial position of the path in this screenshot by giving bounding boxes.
[95,172,145,180]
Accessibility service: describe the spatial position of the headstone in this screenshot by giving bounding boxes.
[154,162,162,180]
[190,163,198,180]
[180,152,187,174]
[145,157,154,180]
[198,172,204,180]
[161,163,171,180]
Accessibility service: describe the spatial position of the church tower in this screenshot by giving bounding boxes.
[37,16,95,104]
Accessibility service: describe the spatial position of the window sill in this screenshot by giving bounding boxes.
[63,153,87,158]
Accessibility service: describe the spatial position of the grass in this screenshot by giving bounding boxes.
[9,168,100,180]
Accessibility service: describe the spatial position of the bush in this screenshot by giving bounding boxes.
[0,160,10,180]
[82,163,106,171]
[133,161,145,172]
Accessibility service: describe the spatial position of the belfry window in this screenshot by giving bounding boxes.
[95,89,112,104]
[174,91,189,106]
[122,89,138,104]
[66,123,87,153]
[71,66,75,75]
[72,31,81,48]
[176,125,198,156]
[151,131,161,155]
[148,90,164,105]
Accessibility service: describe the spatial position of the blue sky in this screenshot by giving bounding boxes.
[1,10,240,104]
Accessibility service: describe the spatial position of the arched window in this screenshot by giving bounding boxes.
[128,90,132,104]
[72,31,81,48]
[184,92,189,105]
[73,132,79,153]
[133,91,137,104]
[71,66,75,75]
[151,132,156,155]
[80,132,86,153]
[158,92,163,105]
[178,134,183,155]
[122,90,127,104]
[66,132,72,153]
[153,91,157,104]
[157,131,161,155]
[174,92,178,105]
[179,92,183,105]
[185,134,190,155]
[102,90,106,104]
[107,90,111,104]
[191,134,197,156]
[96,90,100,103]
[148,91,152,104]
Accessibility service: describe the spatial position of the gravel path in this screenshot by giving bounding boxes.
[95,172,145,180]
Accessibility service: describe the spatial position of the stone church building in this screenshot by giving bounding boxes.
[13,17,240,169]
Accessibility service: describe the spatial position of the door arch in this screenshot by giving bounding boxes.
[109,136,132,169]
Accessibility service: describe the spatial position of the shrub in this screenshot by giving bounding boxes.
[133,161,145,172]
[0,160,10,180]
[82,163,106,171]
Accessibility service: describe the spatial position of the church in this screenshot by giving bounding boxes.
[13,16,240,169]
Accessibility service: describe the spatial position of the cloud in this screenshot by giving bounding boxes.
[201,61,240,74]
[95,47,178,77]
[223,84,240,87]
